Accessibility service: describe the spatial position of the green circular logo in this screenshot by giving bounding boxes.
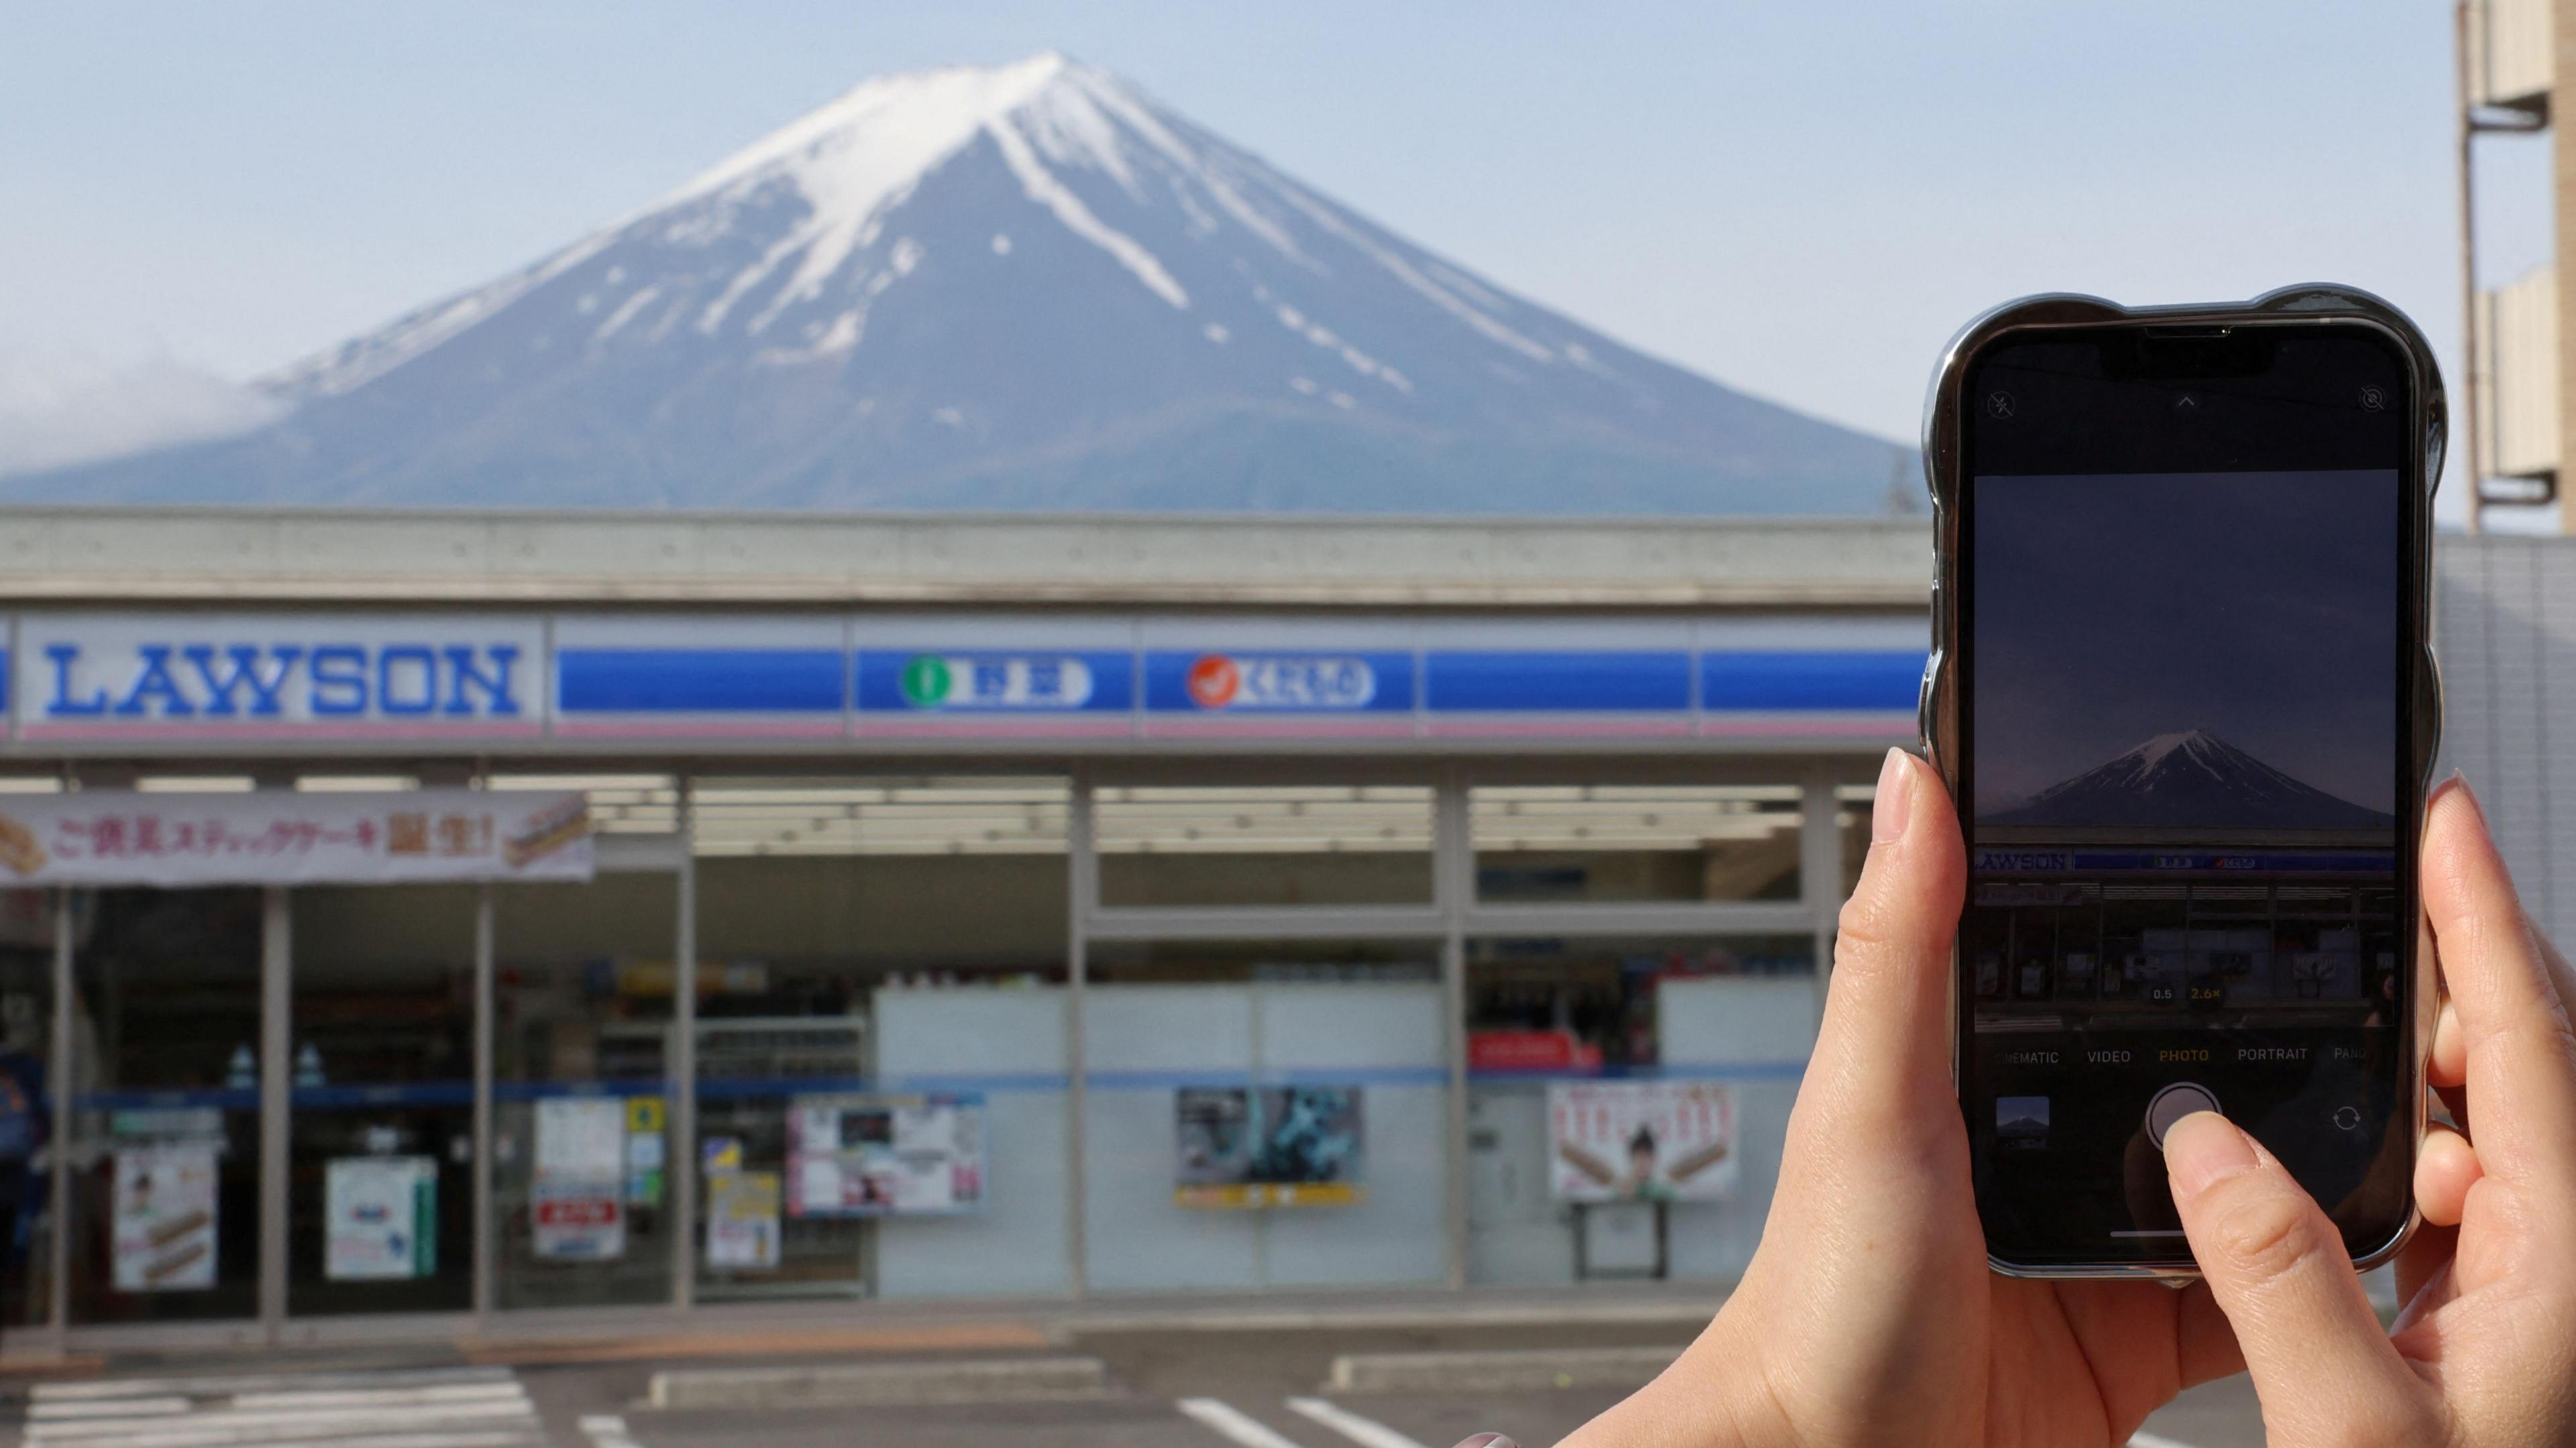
[899,655,951,708]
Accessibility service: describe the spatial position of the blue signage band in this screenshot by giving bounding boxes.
[9,622,1933,736]
[557,649,845,714]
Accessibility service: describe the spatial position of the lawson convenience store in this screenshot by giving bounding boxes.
[0,508,1925,1354]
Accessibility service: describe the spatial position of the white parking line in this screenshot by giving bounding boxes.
[23,1367,542,1448]
[28,1402,191,1422]
[30,1422,538,1448]
[34,1370,513,1402]
[229,1386,530,1410]
[1286,1396,1434,1448]
[580,1415,644,1448]
[1177,1398,1305,1448]
[28,1398,533,1443]
[2131,1434,2202,1448]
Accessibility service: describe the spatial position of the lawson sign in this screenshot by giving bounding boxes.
[0,610,1925,747]
[19,615,546,738]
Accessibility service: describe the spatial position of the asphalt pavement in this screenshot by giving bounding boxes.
[0,1321,2269,1448]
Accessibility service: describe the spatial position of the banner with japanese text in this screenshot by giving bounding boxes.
[0,789,593,885]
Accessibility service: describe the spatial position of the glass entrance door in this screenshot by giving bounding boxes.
[0,890,59,1336]
[492,872,678,1311]
[68,879,484,1336]
[286,885,476,1318]
[67,888,264,1327]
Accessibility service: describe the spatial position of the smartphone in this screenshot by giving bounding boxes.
[1921,286,2443,1276]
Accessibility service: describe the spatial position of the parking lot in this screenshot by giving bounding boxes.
[0,1320,2267,1448]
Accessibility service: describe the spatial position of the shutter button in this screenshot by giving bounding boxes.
[2145,1082,2220,1148]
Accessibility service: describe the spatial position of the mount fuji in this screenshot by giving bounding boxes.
[6,54,1908,513]
[1984,730,2396,831]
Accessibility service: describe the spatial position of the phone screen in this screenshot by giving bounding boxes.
[1958,325,2421,1268]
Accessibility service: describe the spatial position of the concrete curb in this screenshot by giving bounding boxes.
[648,1355,1112,1409]
[1327,1345,1681,1395]
[470,1321,1052,1368]
[1059,1292,1723,1337]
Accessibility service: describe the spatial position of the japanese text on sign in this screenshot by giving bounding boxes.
[0,789,592,886]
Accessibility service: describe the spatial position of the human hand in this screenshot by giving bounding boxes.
[2158,778,2576,1445]
[1561,748,2241,1447]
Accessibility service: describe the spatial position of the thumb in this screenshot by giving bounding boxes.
[2163,1112,2418,1433]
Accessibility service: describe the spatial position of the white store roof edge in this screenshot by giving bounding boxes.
[0,506,1931,609]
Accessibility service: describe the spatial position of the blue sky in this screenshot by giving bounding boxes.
[0,1,2546,520]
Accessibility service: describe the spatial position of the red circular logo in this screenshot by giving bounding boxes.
[1186,655,1240,708]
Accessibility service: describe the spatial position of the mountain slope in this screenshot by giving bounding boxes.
[1985,730,2395,830]
[7,53,1909,513]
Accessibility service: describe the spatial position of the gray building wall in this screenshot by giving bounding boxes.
[2438,535,2576,940]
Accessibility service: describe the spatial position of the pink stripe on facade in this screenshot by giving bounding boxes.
[19,719,546,741]
[551,718,845,739]
[1424,717,1695,738]
[1695,714,1914,738]
[1142,716,1418,738]
[857,718,1137,738]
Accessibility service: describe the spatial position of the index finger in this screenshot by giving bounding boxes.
[2420,779,2576,1200]
[1794,750,1964,1148]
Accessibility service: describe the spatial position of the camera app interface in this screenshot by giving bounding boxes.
[1965,467,2404,1258]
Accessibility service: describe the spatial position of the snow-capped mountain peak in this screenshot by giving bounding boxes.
[2118,728,2234,777]
[1989,730,2394,831]
[277,54,1216,400]
[661,53,1203,335]
[669,52,1076,209]
[29,55,1910,513]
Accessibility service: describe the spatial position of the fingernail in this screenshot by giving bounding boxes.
[1871,748,1913,845]
[2161,1111,2257,1201]
[2433,770,2486,827]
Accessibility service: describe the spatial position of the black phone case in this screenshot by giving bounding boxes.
[1919,284,2446,1279]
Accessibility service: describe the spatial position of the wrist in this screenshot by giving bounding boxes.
[1682,1304,1799,1448]
[1556,1302,1789,1448]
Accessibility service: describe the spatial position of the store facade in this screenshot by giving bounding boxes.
[0,509,1927,1354]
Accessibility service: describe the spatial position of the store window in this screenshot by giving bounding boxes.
[1465,935,1811,1074]
[2099,885,2190,1006]
[1087,938,1436,985]
[1471,785,1802,903]
[1464,934,1813,1288]
[0,891,55,1331]
[488,775,680,1311]
[286,885,474,1316]
[1837,780,1875,901]
[1083,938,1445,1293]
[1095,785,1434,907]
[691,777,1071,1302]
[68,888,264,1325]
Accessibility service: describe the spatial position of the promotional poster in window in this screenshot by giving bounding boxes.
[1175,1086,1366,1207]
